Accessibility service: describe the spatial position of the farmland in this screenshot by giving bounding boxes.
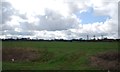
[2,41,119,70]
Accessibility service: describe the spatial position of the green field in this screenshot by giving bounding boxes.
[2,41,119,70]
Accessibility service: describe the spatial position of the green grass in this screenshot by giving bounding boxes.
[2,41,119,70]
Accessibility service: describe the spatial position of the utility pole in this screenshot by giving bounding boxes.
[87,35,89,40]
[101,35,103,40]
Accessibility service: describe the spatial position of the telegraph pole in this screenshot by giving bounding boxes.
[101,35,103,40]
[93,35,96,40]
[87,35,89,40]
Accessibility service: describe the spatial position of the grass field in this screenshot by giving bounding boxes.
[2,41,119,70]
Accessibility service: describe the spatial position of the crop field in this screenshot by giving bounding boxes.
[2,41,119,70]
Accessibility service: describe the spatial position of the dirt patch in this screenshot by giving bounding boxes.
[90,51,120,70]
[2,48,54,62]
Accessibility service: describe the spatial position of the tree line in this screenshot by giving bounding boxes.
[1,37,120,42]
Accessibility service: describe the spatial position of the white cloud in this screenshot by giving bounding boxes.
[1,0,119,39]
[90,0,118,39]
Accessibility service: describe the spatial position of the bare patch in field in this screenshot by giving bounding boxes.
[90,51,120,70]
[2,48,54,62]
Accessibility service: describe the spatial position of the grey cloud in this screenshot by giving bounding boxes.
[4,9,80,32]
[17,13,28,20]
[34,9,80,31]
[2,30,34,36]
[0,2,2,24]
[2,1,15,24]
[1,24,14,31]
[19,22,36,30]
[118,1,120,38]
[67,2,80,14]
[1,1,28,26]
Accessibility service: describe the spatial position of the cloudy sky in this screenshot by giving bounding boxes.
[1,0,119,40]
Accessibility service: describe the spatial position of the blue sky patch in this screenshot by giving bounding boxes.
[76,7,111,24]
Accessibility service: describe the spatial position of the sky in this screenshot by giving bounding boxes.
[0,0,119,40]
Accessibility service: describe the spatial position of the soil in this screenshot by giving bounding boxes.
[2,48,54,62]
[90,51,120,70]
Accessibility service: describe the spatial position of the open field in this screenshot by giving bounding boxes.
[2,41,119,70]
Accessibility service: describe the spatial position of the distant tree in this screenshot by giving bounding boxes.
[93,35,96,40]
[79,38,83,40]
[104,37,108,40]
